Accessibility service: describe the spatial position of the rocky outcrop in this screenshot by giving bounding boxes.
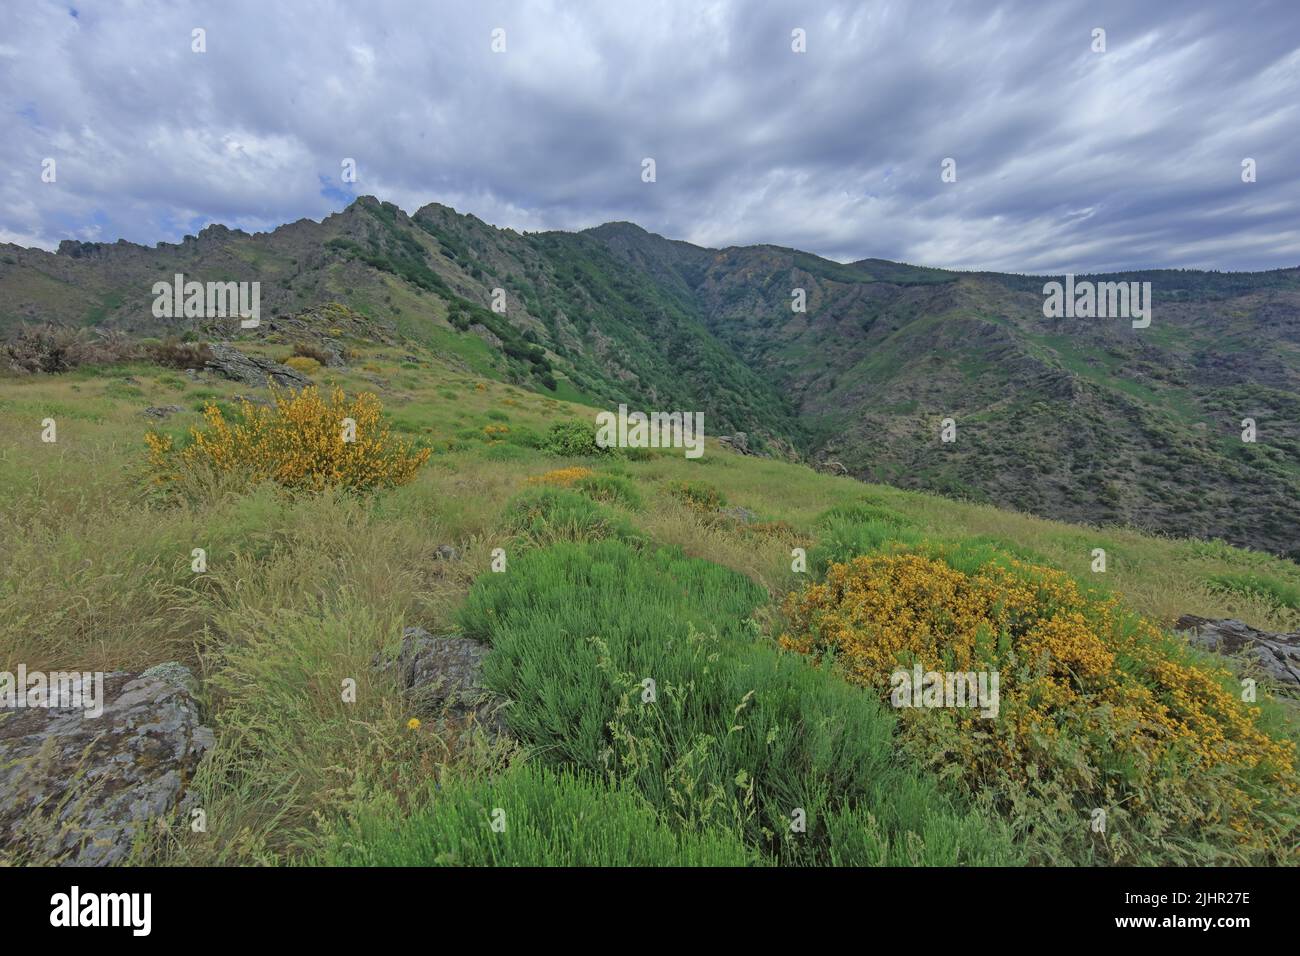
[374,626,508,739]
[469,323,503,350]
[0,665,213,865]
[717,432,751,455]
[1175,615,1300,688]
[203,342,311,388]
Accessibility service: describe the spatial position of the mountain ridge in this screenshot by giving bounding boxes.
[3,195,1298,557]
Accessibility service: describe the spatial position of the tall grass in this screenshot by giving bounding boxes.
[318,763,759,866]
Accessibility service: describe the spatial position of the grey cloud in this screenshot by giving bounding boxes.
[1,0,1298,271]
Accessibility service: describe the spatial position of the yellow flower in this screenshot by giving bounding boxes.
[406,718,421,731]
[144,385,430,493]
[779,548,1296,845]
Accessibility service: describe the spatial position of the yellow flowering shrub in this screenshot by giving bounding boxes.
[526,466,594,488]
[781,551,1298,859]
[146,385,429,493]
[283,355,320,374]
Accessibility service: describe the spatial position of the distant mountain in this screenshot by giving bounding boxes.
[3,197,1298,556]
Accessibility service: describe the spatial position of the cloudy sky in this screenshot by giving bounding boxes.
[3,0,1299,272]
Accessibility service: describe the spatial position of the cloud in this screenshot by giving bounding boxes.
[1,0,1298,271]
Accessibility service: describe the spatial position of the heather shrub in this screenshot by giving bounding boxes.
[780,549,1300,864]
[291,341,344,366]
[3,323,137,373]
[145,385,430,494]
[146,338,213,370]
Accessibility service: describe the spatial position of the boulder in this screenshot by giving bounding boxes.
[202,342,311,389]
[1175,615,1300,688]
[433,544,461,562]
[0,665,213,865]
[141,404,184,419]
[374,626,508,739]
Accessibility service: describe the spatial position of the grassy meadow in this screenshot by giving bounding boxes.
[2,336,1298,866]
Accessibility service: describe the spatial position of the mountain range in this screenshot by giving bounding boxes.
[3,195,1298,557]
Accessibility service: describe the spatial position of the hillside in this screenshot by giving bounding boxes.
[3,198,1299,555]
[1,340,1297,866]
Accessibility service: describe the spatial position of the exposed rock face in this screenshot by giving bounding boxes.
[203,342,311,388]
[469,323,503,350]
[1175,615,1300,688]
[374,626,508,739]
[717,432,751,455]
[0,666,213,865]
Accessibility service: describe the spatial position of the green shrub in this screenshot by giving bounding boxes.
[543,419,614,457]
[575,473,643,511]
[503,487,645,548]
[319,763,758,866]
[664,479,726,511]
[504,425,545,449]
[458,540,1019,866]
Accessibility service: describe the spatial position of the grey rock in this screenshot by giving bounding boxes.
[141,404,184,419]
[717,432,751,455]
[434,544,461,562]
[202,342,311,389]
[469,323,503,350]
[719,505,758,524]
[0,670,213,866]
[139,661,199,696]
[374,626,508,739]
[1175,615,1300,687]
